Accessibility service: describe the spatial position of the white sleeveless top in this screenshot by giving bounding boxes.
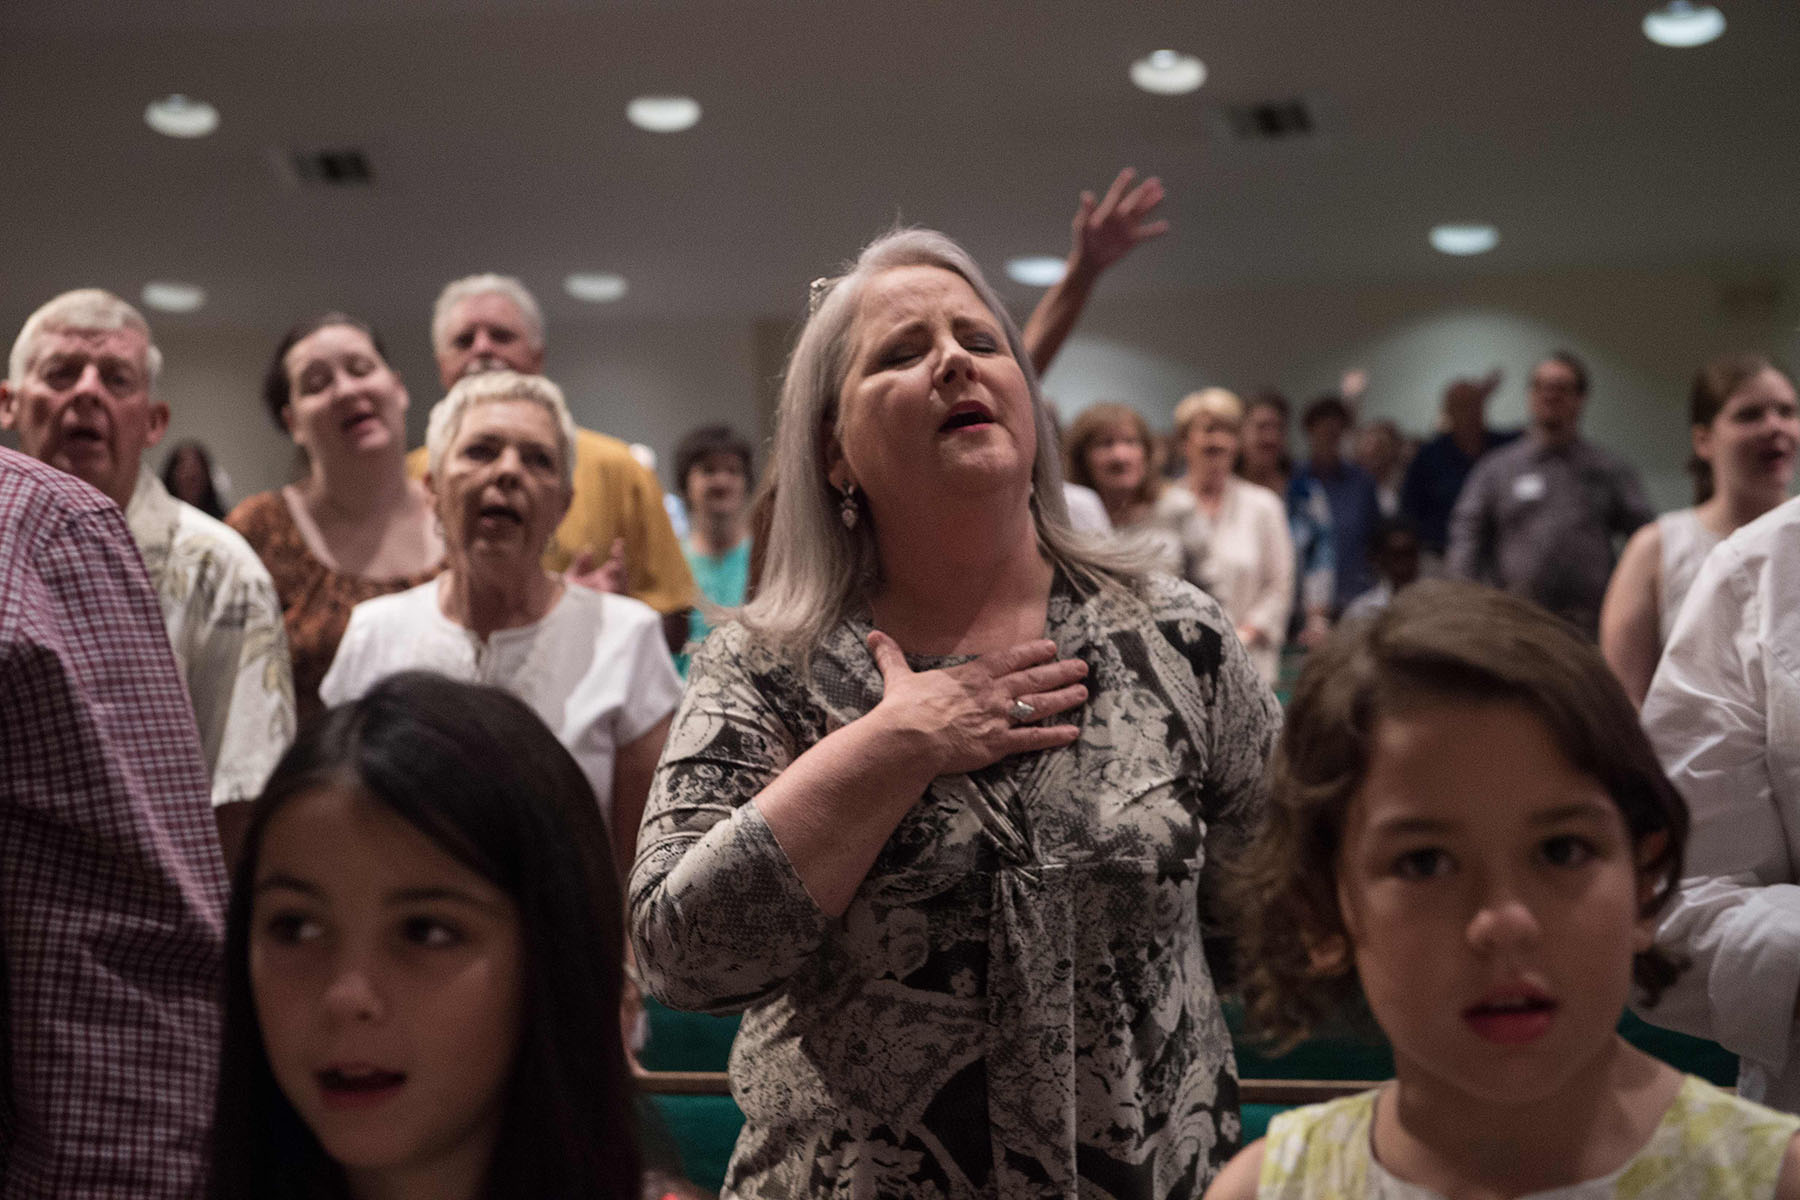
[1655,508,1721,643]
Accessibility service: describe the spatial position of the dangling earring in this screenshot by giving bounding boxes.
[839,481,859,530]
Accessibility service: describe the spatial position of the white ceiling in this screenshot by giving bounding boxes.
[2,1,1796,346]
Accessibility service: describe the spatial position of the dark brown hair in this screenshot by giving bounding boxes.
[1687,352,1791,504]
[1231,579,1689,1049]
[1063,402,1164,504]
[260,312,391,432]
[211,673,641,1200]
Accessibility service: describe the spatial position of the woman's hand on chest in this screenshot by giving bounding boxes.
[866,631,1088,778]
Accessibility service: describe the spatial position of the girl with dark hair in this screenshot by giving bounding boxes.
[210,671,640,1200]
[1599,354,1797,706]
[227,315,443,724]
[1207,580,1800,1200]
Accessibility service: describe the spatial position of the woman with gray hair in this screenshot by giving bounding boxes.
[319,370,680,878]
[630,228,1279,1197]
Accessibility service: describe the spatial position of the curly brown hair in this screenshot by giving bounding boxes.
[1231,579,1689,1050]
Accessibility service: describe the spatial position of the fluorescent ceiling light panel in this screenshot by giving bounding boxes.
[1130,50,1206,95]
[565,272,628,302]
[144,94,219,138]
[1642,2,1726,47]
[1006,256,1068,287]
[141,281,207,312]
[1429,224,1500,256]
[626,96,701,132]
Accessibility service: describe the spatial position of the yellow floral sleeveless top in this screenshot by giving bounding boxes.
[1258,1075,1798,1199]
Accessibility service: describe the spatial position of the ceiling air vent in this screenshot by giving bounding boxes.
[289,147,374,186]
[1221,98,1315,142]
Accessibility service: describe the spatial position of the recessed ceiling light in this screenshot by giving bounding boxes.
[626,95,701,133]
[1429,223,1500,256]
[1006,256,1067,287]
[564,272,628,303]
[1642,2,1726,47]
[1130,49,1206,96]
[141,281,207,313]
[144,94,219,138]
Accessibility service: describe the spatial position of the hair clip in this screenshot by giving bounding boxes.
[807,275,840,317]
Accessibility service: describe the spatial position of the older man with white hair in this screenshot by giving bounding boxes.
[0,289,295,813]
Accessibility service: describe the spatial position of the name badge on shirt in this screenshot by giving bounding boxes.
[1512,473,1547,502]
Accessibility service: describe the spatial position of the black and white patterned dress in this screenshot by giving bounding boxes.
[630,572,1280,1199]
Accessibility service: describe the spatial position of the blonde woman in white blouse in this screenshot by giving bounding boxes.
[1173,388,1294,684]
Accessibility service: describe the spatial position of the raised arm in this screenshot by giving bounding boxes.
[1022,167,1170,376]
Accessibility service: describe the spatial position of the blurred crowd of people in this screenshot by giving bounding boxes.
[1053,345,1798,702]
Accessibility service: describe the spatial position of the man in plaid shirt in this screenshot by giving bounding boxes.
[0,445,228,1197]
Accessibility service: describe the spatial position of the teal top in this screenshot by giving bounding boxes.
[677,536,750,676]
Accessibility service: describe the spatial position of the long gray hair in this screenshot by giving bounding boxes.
[741,227,1151,662]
